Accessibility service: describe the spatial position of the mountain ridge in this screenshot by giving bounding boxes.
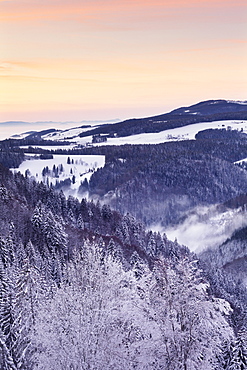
[76,99,247,139]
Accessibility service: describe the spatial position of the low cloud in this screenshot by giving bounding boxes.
[151,205,247,253]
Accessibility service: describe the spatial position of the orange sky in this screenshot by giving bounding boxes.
[1,0,247,121]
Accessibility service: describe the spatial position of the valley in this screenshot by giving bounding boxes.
[1,99,247,369]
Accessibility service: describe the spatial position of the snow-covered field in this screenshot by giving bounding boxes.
[0,119,119,141]
[235,157,247,164]
[4,119,247,148]
[42,126,96,141]
[12,154,105,199]
[19,144,78,151]
[37,120,247,148]
[92,120,247,146]
[0,122,77,141]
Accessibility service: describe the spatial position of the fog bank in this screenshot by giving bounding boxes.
[150,205,247,253]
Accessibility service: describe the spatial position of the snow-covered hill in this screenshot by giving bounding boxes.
[170,99,247,115]
[3,99,247,146]
[0,119,120,141]
[17,119,247,149]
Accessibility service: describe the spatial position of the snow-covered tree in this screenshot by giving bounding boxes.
[146,257,234,370]
[32,241,160,369]
[229,331,247,370]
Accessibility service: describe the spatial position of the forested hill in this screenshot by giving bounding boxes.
[78,99,247,138]
[0,163,246,369]
[2,125,247,230]
[1,100,247,368]
[84,130,247,226]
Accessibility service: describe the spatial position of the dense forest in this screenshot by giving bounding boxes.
[83,129,247,226]
[3,127,247,227]
[1,108,247,368]
[1,162,247,369]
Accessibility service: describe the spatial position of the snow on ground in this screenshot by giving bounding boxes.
[10,131,36,139]
[5,119,247,148]
[12,154,105,199]
[42,126,95,141]
[0,122,76,141]
[227,100,247,105]
[0,119,119,141]
[19,144,79,151]
[235,157,247,164]
[92,120,247,146]
[35,120,247,148]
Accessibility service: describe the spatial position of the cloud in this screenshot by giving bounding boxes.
[152,205,247,253]
[0,0,245,23]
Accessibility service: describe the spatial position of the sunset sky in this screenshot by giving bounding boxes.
[1,0,247,122]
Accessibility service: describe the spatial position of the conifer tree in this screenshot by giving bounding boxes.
[230,331,247,370]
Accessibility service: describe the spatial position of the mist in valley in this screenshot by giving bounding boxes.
[151,204,247,253]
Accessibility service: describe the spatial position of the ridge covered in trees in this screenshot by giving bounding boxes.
[0,163,246,369]
[1,102,247,368]
[77,100,247,138]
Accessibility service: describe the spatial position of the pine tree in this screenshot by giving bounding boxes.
[105,238,122,262]
[0,261,26,369]
[76,214,84,230]
[230,331,247,370]
[221,339,235,369]
[0,237,11,268]
[146,231,157,257]
[130,251,146,279]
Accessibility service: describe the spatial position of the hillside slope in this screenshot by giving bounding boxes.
[0,163,238,369]
[76,99,247,139]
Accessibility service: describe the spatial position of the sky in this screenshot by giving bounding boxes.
[1,0,247,122]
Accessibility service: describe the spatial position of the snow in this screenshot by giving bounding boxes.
[20,144,79,151]
[0,122,73,141]
[0,119,120,141]
[11,154,105,199]
[235,157,247,164]
[227,100,247,105]
[10,131,36,139]
[42,126,95,141]
[4,119,247,148]
[65,136,94,147]
[7,119,245,151]
[88,120,247,147]
[31,119,247,148]
[212,298,233,315]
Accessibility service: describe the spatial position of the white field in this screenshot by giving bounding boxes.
[235,157,247,164]
[36,120,247,148]
[42,126,96,141]
[93,120,247,146]
[1,122,79,141]
[9,119,247,149]
[1,119,119,141]
[12,154,105,199]
[19,144,78,151]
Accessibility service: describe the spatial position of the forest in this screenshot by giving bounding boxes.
[0,124,247,369]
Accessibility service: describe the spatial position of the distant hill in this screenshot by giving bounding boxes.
[2,99,246,144]
[170,99,247,115]
[77,99,247,138]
